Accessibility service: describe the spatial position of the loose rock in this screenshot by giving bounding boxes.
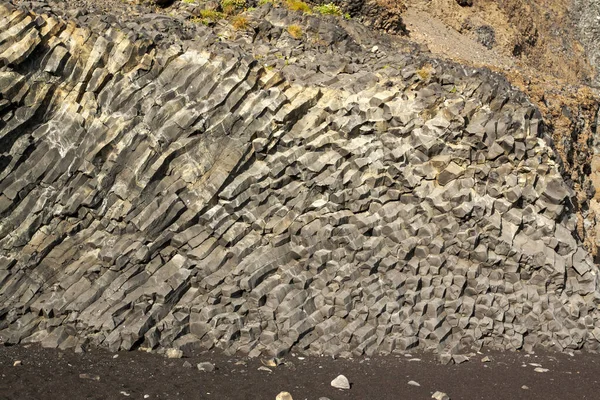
[166,349,183,359]
[452,355,469,364]
[432,391,450,400]
[261,358,280,367]
[331,375,351,390]
[197,362,216,372]
[276,392,293,400]
[79,373,100,381]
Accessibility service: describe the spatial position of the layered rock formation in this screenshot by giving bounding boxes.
[2,0,600,360]
[392,0,600,261]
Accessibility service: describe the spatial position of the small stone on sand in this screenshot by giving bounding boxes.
[276,392,293,400]
[331,375,350,390]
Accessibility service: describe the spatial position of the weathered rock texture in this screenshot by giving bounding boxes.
[2,1,600,359]
[392,1,600,262]
[315,0,407,33]
[574,0,600,86]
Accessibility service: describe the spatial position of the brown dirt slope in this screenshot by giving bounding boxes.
[404,0,594,84]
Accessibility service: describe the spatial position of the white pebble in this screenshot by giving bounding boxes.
[276,392,293,400]
[331,375,350,390]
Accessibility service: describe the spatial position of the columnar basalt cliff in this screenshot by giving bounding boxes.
[2,0,600,360]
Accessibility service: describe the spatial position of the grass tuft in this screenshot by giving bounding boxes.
[287,24,303,39]
[191,9,225,25]
[232,15,250,30]
[285,0,311,13]
[417,64,435,80]
[221,0,246,14]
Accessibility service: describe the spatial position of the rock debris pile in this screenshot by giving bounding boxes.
[1,0,600,359]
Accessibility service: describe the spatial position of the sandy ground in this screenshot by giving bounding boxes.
[2,344,600,399]
[401,8,516,72]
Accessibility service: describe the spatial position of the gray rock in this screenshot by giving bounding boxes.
[438,353,454,365]
[438,162,464,186]
[331,375,351,390]
[197,362,216,372]
[432,391,450,400]
[79,373,100,381]
[166,349,183,359]
[475,25,495,49]
[0,0,598,365]
[452,355,469,364]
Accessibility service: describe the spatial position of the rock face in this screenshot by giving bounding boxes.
[328,0,407,33]
[574,0,600,85]
[1,0,600,359]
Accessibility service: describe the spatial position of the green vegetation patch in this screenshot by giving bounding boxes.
[221,0,246,8]
[221,0,246,14]
[191,9,225,25]
[313,2,342,16]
